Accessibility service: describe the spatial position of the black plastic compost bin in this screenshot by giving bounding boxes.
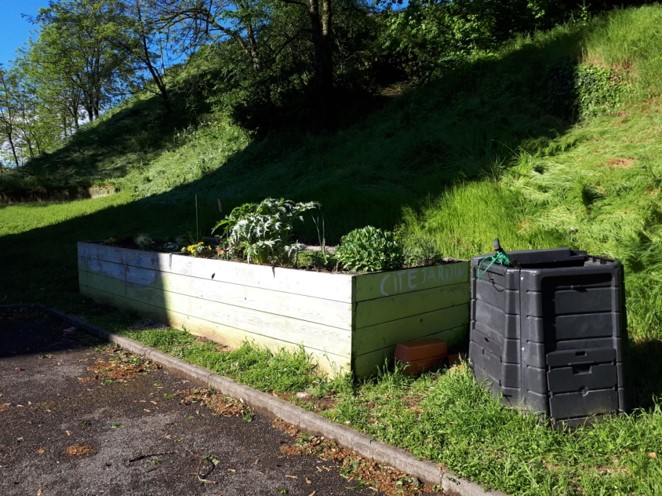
[469,247,628,424]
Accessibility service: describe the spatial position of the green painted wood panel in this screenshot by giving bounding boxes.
[352,304,469,355]
[352,325,466,377]
[354,282,469,328]
[354,261,470,301]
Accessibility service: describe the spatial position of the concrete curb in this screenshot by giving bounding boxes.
[36,305,505,496]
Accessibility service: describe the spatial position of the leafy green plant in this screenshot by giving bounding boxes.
[335,226,404,273]
[295,248,337,271]
[575,64,629,118]
[212,197,319,265]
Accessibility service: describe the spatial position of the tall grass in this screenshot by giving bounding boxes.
[398,6,662,341]
[582,5,662,100]
[325,365,662,496]
[0,193,130,237]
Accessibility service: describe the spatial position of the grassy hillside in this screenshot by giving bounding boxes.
[1,7,661,495]
[2,5,660,340]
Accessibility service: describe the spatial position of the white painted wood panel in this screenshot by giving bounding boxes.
[79,285,351,376]
[79,264,353,330]
[79,272,353,358]
[79,242,355,302]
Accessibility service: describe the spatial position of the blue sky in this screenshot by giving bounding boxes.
[0,0,47,67]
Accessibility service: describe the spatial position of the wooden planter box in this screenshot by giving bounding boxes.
[78,242,470,377]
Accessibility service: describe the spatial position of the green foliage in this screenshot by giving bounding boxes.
[119,327,319,393]
[30,0,135,122]
[335,226,404,273]
[295,249,337,272]
[546,61,630,120]
[212,197,319,265]
[396,229,445,267]
[2,5,660,339]
[376,0,562,82]
[581,4,662,100]
[326,364,662,496]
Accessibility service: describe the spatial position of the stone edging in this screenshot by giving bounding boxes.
[31,305,505,496]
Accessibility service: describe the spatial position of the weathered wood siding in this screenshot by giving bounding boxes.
[78,242,470,377]
[352,263,470,377]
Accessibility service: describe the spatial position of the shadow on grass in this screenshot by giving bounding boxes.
[19,84,213,185]
[627,339,662,411]
[127,28,587,242]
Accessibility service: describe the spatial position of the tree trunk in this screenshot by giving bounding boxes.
[135,0,171,112]
[308,0,333,125]
[7,135,20,168]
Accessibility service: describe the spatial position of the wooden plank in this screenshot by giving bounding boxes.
[78,246,158,285]
[79,266,353,329]
[352,326,466,378]
[165,254,355,302]
[79,257,162,286]
[353,304,469,355]
[354,262,470,301]
[354,282,469,328]
[80,272,353,358]
[80,284,351,376]
[79,242,355,302]
[172,313,352,377]
[158,271,353,329]
[78,242,162,270]
[79,285,351,377]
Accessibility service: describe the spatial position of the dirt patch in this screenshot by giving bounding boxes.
[177,388,252,417]
[86,349,158,383]
[64,444,95,457]
[607,157,635,168]
[1,306,379,496]
[273,419,443,495]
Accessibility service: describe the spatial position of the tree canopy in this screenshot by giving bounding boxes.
[0,0,653,167]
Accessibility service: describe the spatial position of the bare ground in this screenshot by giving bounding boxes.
[0,307,384,496]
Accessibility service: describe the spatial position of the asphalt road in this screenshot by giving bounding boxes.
[0,307,380,496]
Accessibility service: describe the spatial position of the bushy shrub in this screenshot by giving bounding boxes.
[335,226,404,273]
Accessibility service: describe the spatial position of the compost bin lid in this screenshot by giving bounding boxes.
[507,248,588,268]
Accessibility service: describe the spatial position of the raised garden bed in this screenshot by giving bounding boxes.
[78,241,470,377]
